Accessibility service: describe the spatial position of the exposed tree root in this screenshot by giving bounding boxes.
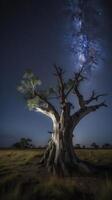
[39,139,98,177]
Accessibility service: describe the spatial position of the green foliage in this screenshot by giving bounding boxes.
[27,96,41,110]
[17,69,42,98]
[27,96,48,110]
[35,87,57,99]
[17,70,60,109]
[12,138,34,149]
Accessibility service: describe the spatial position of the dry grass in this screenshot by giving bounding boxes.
[95,178,112,200]
[0,149,112,200]
[76,149,112,165]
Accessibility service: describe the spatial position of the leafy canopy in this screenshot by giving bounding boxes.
[17,68,76,110]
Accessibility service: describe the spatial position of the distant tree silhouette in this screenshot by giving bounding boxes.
[91,142,99,149]
[12,138,34,149]
[75,144,81,149]
[102,143,112,149]
[82,145,86,149]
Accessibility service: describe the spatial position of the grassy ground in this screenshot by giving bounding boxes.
[0,149,112,200]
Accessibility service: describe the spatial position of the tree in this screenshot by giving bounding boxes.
[12,137,34,149]
[102,143,112,149]
[82,145,86,149]
[17,67,107,176]
[75,144,81,149]
[91,142,99,149]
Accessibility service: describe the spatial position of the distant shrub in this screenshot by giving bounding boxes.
[91,143,99,149]
[12,138,35,149]
[75,144,81,149]
[102,143,112,149]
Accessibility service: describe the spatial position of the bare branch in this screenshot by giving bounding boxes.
[71,101,107,127]
[74,86,85,108]
[71,69,107,110]
[54,65,66,105]
[65,68,87,106]
[64,78,77,99]
[74,89,107,109]
[71,68,87,108]
[18,67,107,131]
[85,91,107,104]
[74,68,87,86]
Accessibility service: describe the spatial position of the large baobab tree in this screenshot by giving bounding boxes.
[18,66,107,176]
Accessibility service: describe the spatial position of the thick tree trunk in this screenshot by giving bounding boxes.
[40,122,93,176]
[41,131,74,175]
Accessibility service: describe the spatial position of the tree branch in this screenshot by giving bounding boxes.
[73,68,87,108]
[74,86,85,108]
[71,101,107,127]
[65,81,75,98]
[29,91,60,122]
[71,69,107,110]
[54,65,66,105]
[85,91,107,104]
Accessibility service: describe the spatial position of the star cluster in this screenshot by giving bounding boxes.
[64,0,104,72]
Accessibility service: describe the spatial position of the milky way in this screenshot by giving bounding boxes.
[64,0,105,72]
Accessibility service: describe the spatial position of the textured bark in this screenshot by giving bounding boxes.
[37,100,104,176]
[41,129,74,175]
[40,120,93,176]
[18,66,107,177]
[35,97,106,176]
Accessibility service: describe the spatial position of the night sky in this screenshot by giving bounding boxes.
[0,0,112,147]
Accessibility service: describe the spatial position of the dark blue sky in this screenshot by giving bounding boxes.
[0,0,112,147]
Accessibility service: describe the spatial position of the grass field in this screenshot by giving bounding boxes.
[0,149,112,200]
